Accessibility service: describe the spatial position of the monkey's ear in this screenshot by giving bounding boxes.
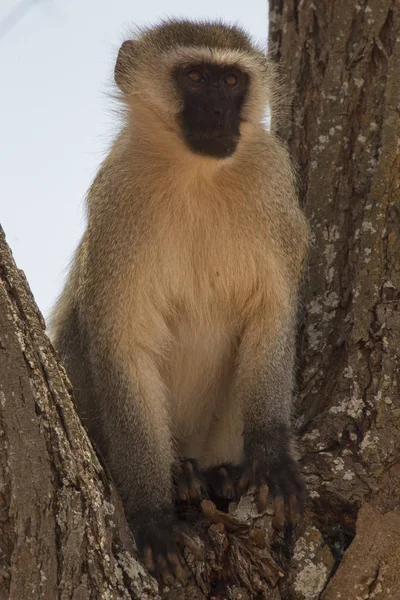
[114,40,138,93]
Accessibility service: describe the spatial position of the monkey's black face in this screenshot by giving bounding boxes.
[174,63,249,158]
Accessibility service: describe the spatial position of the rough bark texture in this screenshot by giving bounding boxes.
[1,1,399,598]
[0,226,160,599]
[269,0,400,598]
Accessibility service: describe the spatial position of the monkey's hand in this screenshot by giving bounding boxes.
[204,452,305,529]
[135,511,188,584]
[134,510,203,585]
[238,451,305,530]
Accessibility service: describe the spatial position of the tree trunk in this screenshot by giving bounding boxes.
[1,2,399,598]
[269,0,400,598]
[0,226,160,599]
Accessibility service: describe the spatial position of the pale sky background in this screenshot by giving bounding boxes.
[1,0,269,320]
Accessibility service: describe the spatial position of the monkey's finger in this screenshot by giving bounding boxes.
[188,477,203,501]
[223,483,235,500]
[175,464,184,480]
[297,491,306,516]
[183,460,195,477]
[272,496,285,530]
[179,459,203,502]
[162,569,175,587]
[167,552,189,582]
[295,482,307,508]
[174,465,189,502]
[257,482,269,513]
[201,498,217,519]
[173,525,205,560]
[177,484,189,502]
[237,470,252,494]
[219,467,235,500]
[287,494,300,527]
[179,532,205,560]
[157,555,175,586]
[143,545,155,572]
[184,459,201,493]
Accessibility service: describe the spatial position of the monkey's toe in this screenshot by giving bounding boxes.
[174,458,205,504]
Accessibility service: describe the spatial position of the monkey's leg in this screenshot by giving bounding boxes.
[89,352,190,583]
[205,316,305,528]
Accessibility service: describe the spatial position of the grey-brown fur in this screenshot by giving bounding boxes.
[135,19,253,51]
[50,19,309,580]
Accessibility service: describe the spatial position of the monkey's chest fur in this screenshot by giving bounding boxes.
[131,186,285,466]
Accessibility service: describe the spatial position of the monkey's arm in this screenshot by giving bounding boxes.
[234,310,304,524]
[58,229,182,572]
[93,353,172,505]
[82,310,181,539]
[77,315,194,578]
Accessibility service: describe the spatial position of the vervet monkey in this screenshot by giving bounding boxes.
[50,19,310,581]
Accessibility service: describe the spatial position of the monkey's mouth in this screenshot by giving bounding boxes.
[183,130,240,158]
[186,132,239,141]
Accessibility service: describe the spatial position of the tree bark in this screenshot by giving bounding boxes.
[0,226,160,599]
[1,2,399,598]
[269,0,400,598]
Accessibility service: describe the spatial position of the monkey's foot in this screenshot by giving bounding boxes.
[135,511,202,585]
[173,458,205,504]
[203,463,243,501]
[237,453,305,529]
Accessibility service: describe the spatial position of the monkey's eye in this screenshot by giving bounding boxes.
[224,74,238,87]
[188,70,204,83]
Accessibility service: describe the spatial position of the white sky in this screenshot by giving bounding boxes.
[1,0,269,319]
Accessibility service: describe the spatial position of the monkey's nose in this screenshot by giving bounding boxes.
[213,109,223,126]
[213,108,232,128]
